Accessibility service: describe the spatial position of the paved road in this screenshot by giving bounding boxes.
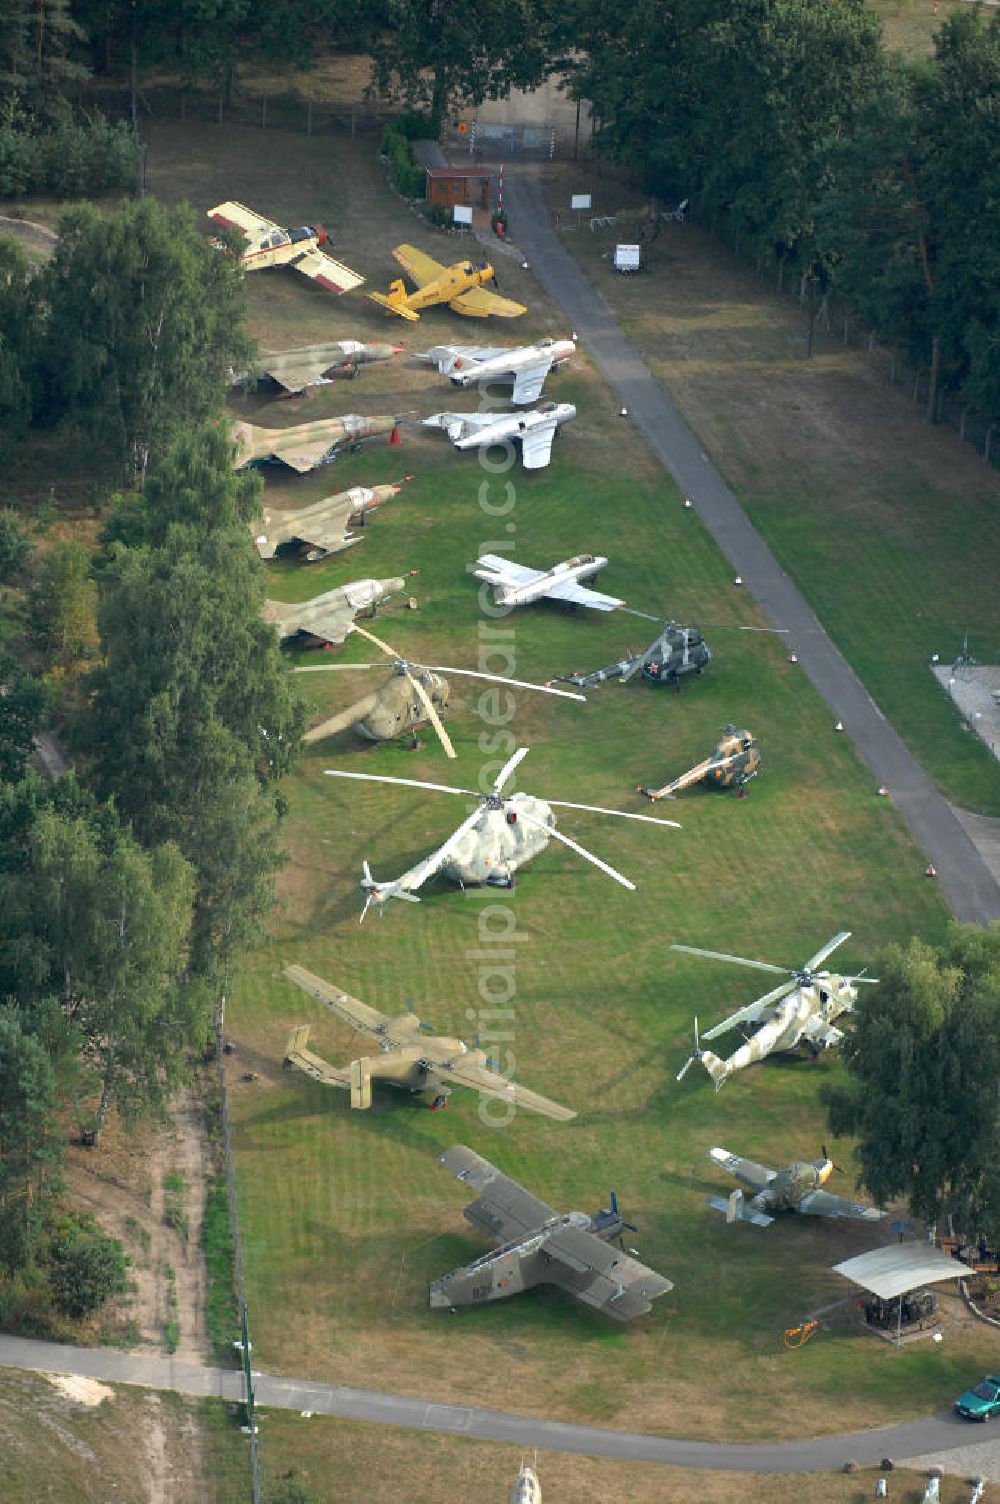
[505,174,1000,927]
[0,1332,988,1474]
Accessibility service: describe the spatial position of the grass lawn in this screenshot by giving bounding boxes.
[541,167,1000,817]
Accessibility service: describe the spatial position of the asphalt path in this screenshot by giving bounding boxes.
[505,173,1000,927]
[0,1332,983,1473]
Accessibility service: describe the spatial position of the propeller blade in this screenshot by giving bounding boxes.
[493,745,531,793]
[303,693,380,742]
[670,944,788,977]
[803,932,852,972]
[545,798,680,828]
[517,807,635,890]
[405,668,456,759]
[424,667,585,701]
[324,770,478,798]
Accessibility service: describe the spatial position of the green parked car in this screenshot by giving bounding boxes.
[955,1376,1000,1421]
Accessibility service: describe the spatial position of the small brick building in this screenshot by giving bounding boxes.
[424,166,494,211]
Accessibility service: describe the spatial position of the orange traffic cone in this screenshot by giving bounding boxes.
[389,425,401,446]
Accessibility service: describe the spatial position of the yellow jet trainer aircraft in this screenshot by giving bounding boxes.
[369,245,527,322]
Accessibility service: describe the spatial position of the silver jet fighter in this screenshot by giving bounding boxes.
[422,402,576,470]
[253,481,409,561]
[706,1145,887,1226]
[416,337,576,405]
[509,1463,542,1504]
[472,553,623,613]
[430,1145,673,1322]
[244,341,405,395]
[674,932,879,1091]
[324,745,679,917]
[265,576,407,646]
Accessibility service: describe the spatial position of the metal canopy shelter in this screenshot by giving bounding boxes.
[832,1243,973,1343]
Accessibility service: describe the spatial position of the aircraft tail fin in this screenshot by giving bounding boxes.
[284,1024,311,1062]
[368,280,421,321]
[706,1191,774,1227]
[349,1057,373,1110]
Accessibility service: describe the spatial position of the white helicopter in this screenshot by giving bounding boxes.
[324,746,680,920]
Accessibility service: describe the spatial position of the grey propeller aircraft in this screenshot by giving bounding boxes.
[705,1145,887,1226]
[242,340,405,395]
[429,1146,673,1321]
[423,402,576,470]
[295,622,583,756]
[230,414,400,473]
[252,482,410,561]
[638,726,760,801]
[674,932,878,1090]
[323,745,680,917]
[472,554,624,613]
[281,963,575,1117]
[416,337,576,405]
[265,576,412,647]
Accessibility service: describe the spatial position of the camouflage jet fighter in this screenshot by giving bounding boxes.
[430,1145,673,1321]
[281,963,575,1118]
[323,745,679,917]
[243,341,405,395]
[638,726,760,801]
[208,201,363,294]
[473,554,623,613]
[416,337,575,404]
[231,415,400,473]
[705,1145,887,1227]
[252,481,410,561]
[369,245,526,321]
[674,932,878,1091]
[265,576,411,647]
[424,402,576,470]
[296,622,583,756]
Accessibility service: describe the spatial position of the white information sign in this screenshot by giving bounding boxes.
[452,204,474,225]
[614,243,641,272]
[570,193,592,210]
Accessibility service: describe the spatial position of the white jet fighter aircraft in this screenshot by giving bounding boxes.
[416,337,576,405]
[422,402,576,470]
[471,553,624,613]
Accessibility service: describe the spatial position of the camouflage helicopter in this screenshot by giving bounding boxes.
[638,726,760,801]
[295,623,583,757]
[552,622,713,691]
[323,745,680,918]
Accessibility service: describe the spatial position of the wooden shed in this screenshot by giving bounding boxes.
[424,166,494,210]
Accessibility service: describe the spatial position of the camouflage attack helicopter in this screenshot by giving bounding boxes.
[638,726,760,801]
[552,622,713,690]
[323,745,680,918]
[295,623,584,756]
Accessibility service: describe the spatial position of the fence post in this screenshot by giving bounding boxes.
[960,408,968,441]
[986,425,996,465]
[306,99,312,137]
[261,97,267,130]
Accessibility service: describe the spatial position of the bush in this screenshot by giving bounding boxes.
[0,114,137,200]
[380,125,425,200]
[425,202,451,229]
[49,1216,129,1319]
[0,508,32,580]
[0,130,39,196]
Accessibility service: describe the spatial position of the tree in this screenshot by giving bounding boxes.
[371,0,555,130]
[0,1007,62,1274]
[38,198,254,480]
[0,651,46,784]
[823,925,1000,1241]
[0,507,32,581]
[27,539,98,667]
[0,236,40,453]
[48,1215,129,1317]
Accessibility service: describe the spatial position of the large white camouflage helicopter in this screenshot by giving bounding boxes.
[324,746,680,919]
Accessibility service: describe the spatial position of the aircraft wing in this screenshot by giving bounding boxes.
[449,286,528,319]
[708,1146,776,1194]
[440,1057,576,1121]
[474,555,543,586]
[519,418,559,470]
[257,346,348,393]
[298,598,357,645]
[795,1188,887,1221]
[438,1145,558,1242]
[545,578,624,612]
[208,200,279,237]
[282,965,392,1037]
[287,245,364,296]
[511,361,552,405]
[392,244,449,287]
[541,1226,673,1320]
[291,503,355,556]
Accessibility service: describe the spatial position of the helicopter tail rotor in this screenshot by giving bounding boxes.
[676,1017,701,1081]
[359,861,421,922]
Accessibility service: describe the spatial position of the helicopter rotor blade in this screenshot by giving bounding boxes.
[699,980,797,1040]
[349,621,403,659]
[424,667,585,702]
[324,770,479,798]
[493,745,530,794]
[303,693,381,743]
[617,653,650,684]
[670,943,789,977]
[293,663,380,673]
[842,974,880,986]
[545,798,681,828]
[516,807,635,890]
[802,932,852,973]
[404,668,457,759]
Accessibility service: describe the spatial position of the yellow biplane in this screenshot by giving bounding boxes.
[368,244,526,322]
